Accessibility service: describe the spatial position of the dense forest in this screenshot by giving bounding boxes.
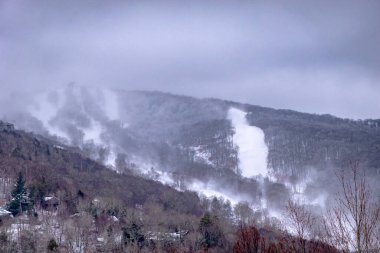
[0,120,362,253]
[1,113,380,253]
[0,89,380,253]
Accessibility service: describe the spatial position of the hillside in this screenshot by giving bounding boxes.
[0,88,378,252]
[4,86,380,214]
[0,121,343,253]
[0,121,201,215]
[0,121,212,252]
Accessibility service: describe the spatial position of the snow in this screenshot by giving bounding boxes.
[24,85,129,172]
[228,108,268,178]
[187,180,249,206]
[53,145,65,150]
[190,146,214,166]
[0,207,11,216]
[282,170,328,208]
[156,171,176,186]
[105,149,117,168]
[226,107,327,223]
[82,119,104,146]
[147,231,181,241]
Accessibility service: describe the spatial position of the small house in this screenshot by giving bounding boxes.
[42,196,60,210]
[0,207,12,225]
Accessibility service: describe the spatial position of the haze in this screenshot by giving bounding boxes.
[1,0,380,119]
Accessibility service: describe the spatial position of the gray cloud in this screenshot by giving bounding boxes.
[1,0,379,119]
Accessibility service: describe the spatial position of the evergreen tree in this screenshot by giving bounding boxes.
[198,213,225,251]
[6,173,29,216]
[122,217,145,249]
[47,238,59,252]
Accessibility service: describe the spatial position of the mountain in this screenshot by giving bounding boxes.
[0,120,340,253]
[3,85,380,213]
[0,85,377,252]
[0,120,201,215]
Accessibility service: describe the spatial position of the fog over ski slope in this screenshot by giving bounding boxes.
[25,85,123,167]
[1,2,380,249]
[0,85,334,222]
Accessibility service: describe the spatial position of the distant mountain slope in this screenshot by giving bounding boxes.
[233,102,380,176]
[2,85,380,214]
[0,121,202,215]
[116,89,380,179]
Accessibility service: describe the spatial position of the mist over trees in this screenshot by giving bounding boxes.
[0,114,379,252]
[0,89,379,252]
[1,0,380,251]
[4,87,380,212]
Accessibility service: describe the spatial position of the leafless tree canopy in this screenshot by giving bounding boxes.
[323,163,380,253]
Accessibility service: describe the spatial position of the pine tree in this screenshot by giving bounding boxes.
[47,238,59,252]
[7,173,29,216]
[198,213,225,251]
[122,219,145,249]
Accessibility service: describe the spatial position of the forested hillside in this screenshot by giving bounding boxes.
[1,88,380,252]
[0,121,345,253]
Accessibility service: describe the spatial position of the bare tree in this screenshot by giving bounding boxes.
[233,225,260,253]
[234,202,254,225]
[324,162,380,253]
[285,199,316,253]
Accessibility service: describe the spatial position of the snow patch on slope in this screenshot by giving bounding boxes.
[228,108,268,178]
[83,119,104,145]
[190,146,214,166]
[187,180,249,206]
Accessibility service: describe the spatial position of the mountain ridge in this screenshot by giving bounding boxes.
[0,120,202,214]
[2,86,380,215]
[0,88,377,252]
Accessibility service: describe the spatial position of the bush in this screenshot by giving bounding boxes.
[47,238,59,252]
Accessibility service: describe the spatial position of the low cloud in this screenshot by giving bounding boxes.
[1,0,379,119]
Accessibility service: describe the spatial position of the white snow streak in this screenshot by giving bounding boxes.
[228,108,268,178]
[187,180,248,206]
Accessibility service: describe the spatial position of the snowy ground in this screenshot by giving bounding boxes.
[227,108,268,178]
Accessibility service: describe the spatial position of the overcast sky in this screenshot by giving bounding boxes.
[1,0,379,119]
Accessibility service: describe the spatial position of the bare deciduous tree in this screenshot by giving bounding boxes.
[234,202,254,225]
[285,199,316,253]
[324,162,380,253]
